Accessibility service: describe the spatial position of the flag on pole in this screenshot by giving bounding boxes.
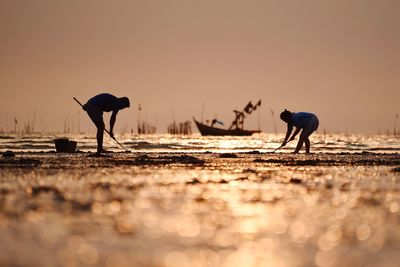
[244,101,253,114]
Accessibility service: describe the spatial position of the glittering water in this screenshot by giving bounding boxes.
[0,133,400,267]
[1,133,399,154]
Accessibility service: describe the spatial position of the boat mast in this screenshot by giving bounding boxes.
[201,103,205,123]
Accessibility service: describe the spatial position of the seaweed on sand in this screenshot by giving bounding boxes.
[253,153,400,166]
[108,154,205,166]
[134,154,205,165]
[0,158,41,168]
[219,153,238,158]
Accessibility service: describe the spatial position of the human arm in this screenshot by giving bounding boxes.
[109,110,119,138]
[281,124,293,146]
[289,127,301,142]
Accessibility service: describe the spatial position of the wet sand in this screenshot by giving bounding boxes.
[1,151,400,267]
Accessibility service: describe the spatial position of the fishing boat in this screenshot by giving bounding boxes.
[193,118,260,136]
[193,100,262,136]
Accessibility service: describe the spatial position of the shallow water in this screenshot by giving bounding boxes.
[1,133,400,154]
[0,134,400,267]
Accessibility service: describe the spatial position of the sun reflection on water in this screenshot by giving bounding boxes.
[0,141,400,267]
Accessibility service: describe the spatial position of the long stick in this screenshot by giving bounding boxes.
[272,139,292,153]
[272,145,284,153]
[73,97,131,152]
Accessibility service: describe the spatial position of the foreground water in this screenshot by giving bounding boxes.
[0,133,399,267]
[1,133,400,154]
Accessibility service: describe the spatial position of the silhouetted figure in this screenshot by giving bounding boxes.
[279,109,319,154]
[210,118,224,127]
[83,93,130,153]
[229,110,245,129]
[211,119,217,127]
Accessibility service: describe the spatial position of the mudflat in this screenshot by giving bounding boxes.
[1,152,399,267]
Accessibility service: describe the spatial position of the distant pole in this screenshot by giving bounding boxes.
[64,117,67,134]
[138,103,142,123]
[5,113,9,133]
[201,103,205,123]
[32,110,36,133]
[395,114,399,136]
[257,108,261,131]
[77,110,80,134]
[138,103,142,134]
[26,114,30,134]
[70,115,75,133]
[41,118,45,133]
[270,108,277,134]
[14,117,18,134]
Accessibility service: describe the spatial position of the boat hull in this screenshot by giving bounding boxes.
[193,118,260,136]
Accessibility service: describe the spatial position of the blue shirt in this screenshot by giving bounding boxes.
[87,93,120,112]
[290,112,316,128]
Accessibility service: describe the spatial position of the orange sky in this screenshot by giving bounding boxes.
[0,0,399,133]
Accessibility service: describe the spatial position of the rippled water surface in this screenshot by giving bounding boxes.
[1,133,399,154]
[0,133,399,267]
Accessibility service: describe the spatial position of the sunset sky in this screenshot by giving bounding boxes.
[0,0,399,133]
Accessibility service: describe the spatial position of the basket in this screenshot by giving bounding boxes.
[54,138,77,153]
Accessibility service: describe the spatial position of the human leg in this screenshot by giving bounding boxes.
[85,104,105,153]
[305,138,311,153]
[301,116,319,154]
[294,133,305,153]
[95,121,105,153]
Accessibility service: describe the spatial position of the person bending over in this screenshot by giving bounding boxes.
[279,109,319,154]
[83,93,130,153]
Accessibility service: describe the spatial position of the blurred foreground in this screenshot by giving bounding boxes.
[0,151,399,267]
